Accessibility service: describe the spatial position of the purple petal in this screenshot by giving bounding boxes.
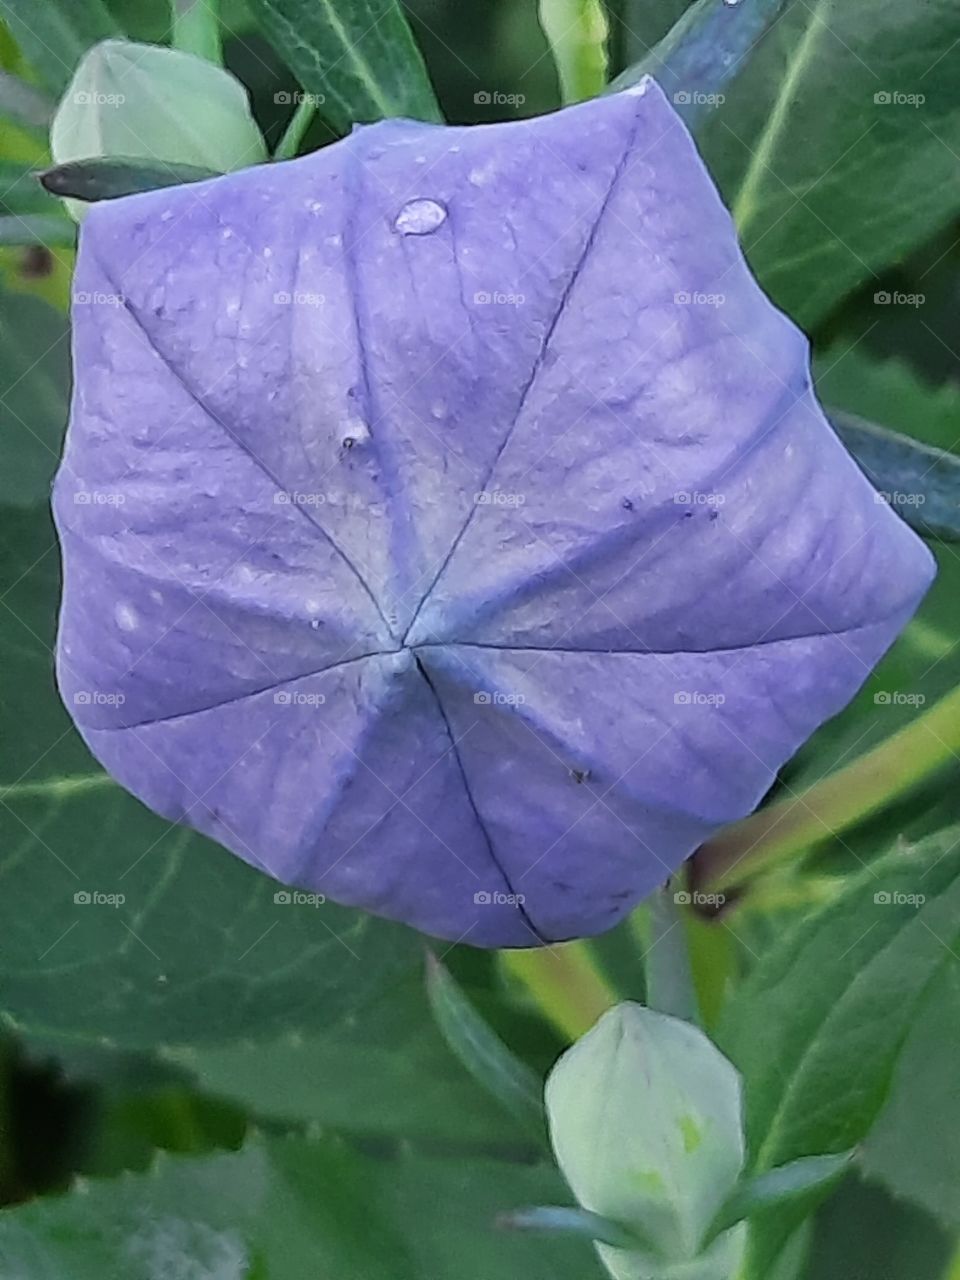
[54,80,935,947]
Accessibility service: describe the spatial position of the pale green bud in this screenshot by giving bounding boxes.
[51,39,266,219]
[545,1003,746,1276]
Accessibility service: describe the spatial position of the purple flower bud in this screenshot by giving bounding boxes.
[53,80,935,947]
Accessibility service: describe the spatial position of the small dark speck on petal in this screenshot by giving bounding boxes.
[621,497,634,512]
[571,768,591,784]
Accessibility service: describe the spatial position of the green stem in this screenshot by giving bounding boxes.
[273,96,318,161]
[502,942,616,1041]
[170,0,223,65]
[538,0,610,104]
[636,885,698,1023]
[696,683,960,894]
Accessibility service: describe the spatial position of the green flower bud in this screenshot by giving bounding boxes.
[545,1003,746,1277]
[51,39,266,219]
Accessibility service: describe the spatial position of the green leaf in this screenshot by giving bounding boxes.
[244,0,442,133]
[162,975,528,1150]
[0,1133,603,1280]
[0,0,121,94]
[861,961,960,1229]
[697,0,960,328]
[805,1178,954,1280]
[815,345,960,456]
[0,506,419,1048]
[708,1152,854,1239]
[0,213,76,246]
[0,69,55,132]
[612,0,691,70]
[718,830,960,1277]
[426,953,546,1141]
[0,285,70,506]
[829,408,960,541]
[39,156,220,203]
[611,0,788,130]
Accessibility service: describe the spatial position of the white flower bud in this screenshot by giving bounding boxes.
[545,1003,746,1277]
[51,40,266,219]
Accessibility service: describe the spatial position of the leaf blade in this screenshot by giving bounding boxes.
[244,0,442,133]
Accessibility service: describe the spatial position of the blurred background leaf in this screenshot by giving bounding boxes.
[698,0,960,329]
[0,0,121,93]
[0,1132,604,1279]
